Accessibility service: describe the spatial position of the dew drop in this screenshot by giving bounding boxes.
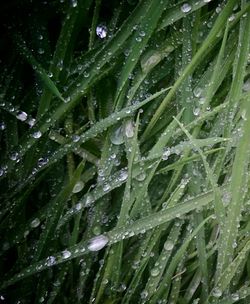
[181,3,192,13]
[16,111,28,121]
[110,126,124,145]
[119,170,128,182]
[87,235,109,251]
[212,288,222,298]
[62,250,71,259]
[125,120,134,138]
[136,172,146,181]
[96,25,107,39]
[150,268,160,277]
[162,147,171,160]
[30,218,40,228]
[72,181,84,193]
[46,256,56,266]
[164,240,174,251]
[193,87,203,98]
[0,122,6,130]
[32,130,42,139]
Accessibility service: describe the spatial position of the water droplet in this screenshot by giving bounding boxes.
[204,0,211,2]
[136,36,142,42]
[212,288,222,298]
[110,126,124,145]
[30,218,40,228]
[162,147,171,160]
[0,122,6,130]
[75,202,82,211]
[125,120,134,138]
[164,240,174,251]
[87,235,109,251]
[181,3,192,13]
[193,108,200,116]
[96,25,107,39]
[27,118,36,127]
[71,0,77,7]
[73,181,84,193]
[231,293,239,301]
[32,130,42,139]
[243,79,250,92]
[119,170,128,181]
[136,172,146,181]
[140,290,148,300]
[46,256,56,266]
[150,268,160,277]
[103,183,111,192]
[62,250,71,259]
[9,151,19,161]
[16,111,28,121]
[38,157,49,167]
[193,87,203,98]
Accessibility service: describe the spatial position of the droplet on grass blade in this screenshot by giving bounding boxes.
[62,250,71,259]
[87,235,109,251]
[110,125,124,145]
[30,218,40,228]
[16,111,28,121]
[32,130,42,139]
[181,3,192,13]
[96,25,107,39]
[72,181,84,193]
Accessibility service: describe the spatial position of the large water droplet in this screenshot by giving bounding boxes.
[110,126,124,145]
[150,268,160,277]
[87,235,109,251]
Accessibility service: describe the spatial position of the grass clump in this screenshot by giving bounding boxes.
[1,0,250,303]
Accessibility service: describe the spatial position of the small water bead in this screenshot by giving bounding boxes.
[193,87,203,98]
[30,218,40,228]
[27,118,36,127]
[46,256,56,266]
[96,25,107,39]
[164,240,174,251]
[103,183,111,192]
[150,268,160,277]
[181,3,192,13]
[38,48,44,55]
[9,151,19,161]
[136,172,146,181]
[136,36,142,42]
[16,110,28,121]
[162,148,171,160]
[119,170,128,182]
[228,15,235,22]
[47,71,53,78]
[212,288,222,298]
[204,0,211,2]
[71,0,77,7]
[37,157,49,167]
[75,202,82,211]
[193,107,200,116]
[72,134,80,142]
[0,122,6,130]
[85,193,94,207]
[32,130,42,139]
[140,290,148,300]
[139,30,145,37]
[231,293,239,301]
[87,234,109,251]
[243,78,250,92]
[72,181,84,193]
[62,250,71,259]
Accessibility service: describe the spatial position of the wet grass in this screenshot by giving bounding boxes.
[0,0,250,303]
